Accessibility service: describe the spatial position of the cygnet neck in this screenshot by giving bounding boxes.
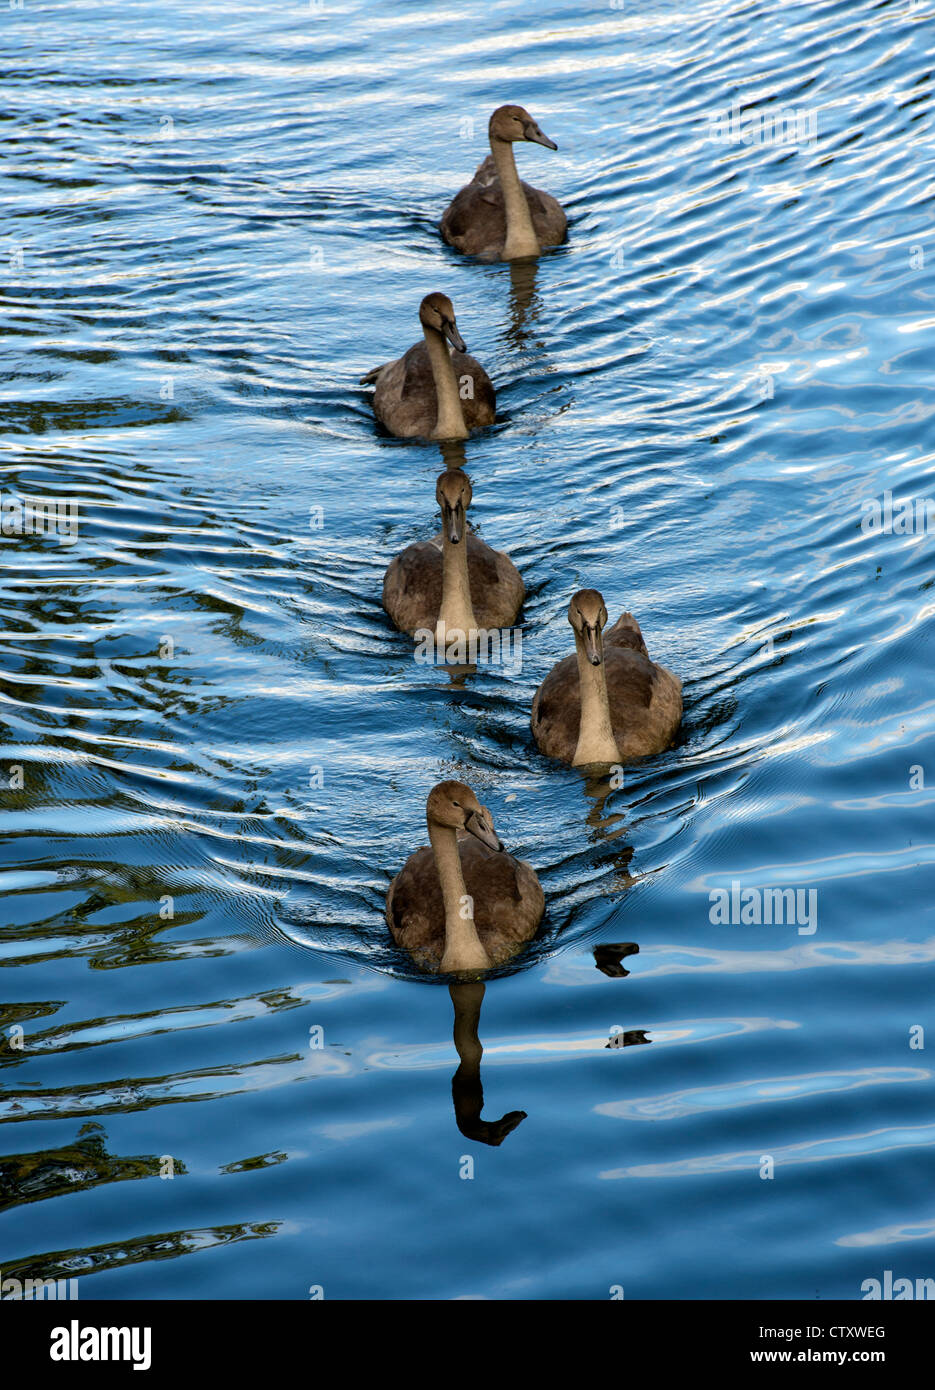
[437,519,479,646]
[423,323,469,440]
[490,138,541,259]
[572,631,621,766]
[428,819,491,972]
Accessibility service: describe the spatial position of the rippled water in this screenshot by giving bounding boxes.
[2,0,933,1300]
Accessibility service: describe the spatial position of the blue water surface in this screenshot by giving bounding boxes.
[1,0,933,1300]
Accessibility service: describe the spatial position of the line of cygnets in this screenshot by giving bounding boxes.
[359,106,682,975]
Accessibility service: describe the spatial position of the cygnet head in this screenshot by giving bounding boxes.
[568,589,608,666]
[488,104,558,150]
[419,293,466,352]
[435,469,473,545]
[426,780,503,852]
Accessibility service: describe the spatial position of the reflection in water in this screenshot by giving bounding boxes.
[0,1123,173,1215]
[443,662,477,686]
[504,258,541,346]
[606,1029,651,1050]
[448,943,646,1143]
[581,770,626,815]
[0,1220,280,1287]
[581,775,636,887]
[600,945,650,1045]
[437,440,468,472]
[594,942,640,979]
[450,983,526,1146]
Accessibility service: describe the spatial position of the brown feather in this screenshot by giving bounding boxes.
[386,833,544,972]
[440,157,567,261]
[383,530,523,634]
[369,342,495,439]
[531,612,682,764]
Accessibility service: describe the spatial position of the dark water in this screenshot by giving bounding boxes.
[2,0,933,1300]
